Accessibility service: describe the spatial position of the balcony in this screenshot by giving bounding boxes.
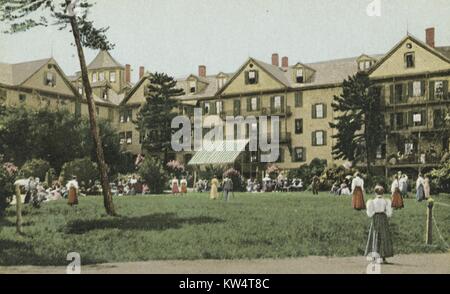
[386,152,443,167]
[261,106,292,117]
[386,95,450,108]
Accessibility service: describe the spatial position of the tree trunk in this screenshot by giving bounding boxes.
[15,185,23,234]
[69,17,116,216]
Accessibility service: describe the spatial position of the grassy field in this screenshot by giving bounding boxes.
[0,192,449,266]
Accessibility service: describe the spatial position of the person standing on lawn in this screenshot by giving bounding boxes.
[312,175,320,195]
[391,175,404,209]
[416,173,425,202]
[210,175,219,200]
[365,185,394,264]
[171,176,180,195]
[67,176,79,207]
[180,176,188,195]
[424,176,431,199]
[223,176,234,202]
[399,173,409,198]
[351,172,366,210]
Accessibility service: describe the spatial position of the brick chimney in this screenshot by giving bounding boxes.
[139,66,145,79]
[272,53,279,67]
[426,27,435,48]
[198,65,206,77]
[281,56,289,68]
[125,64,131,83]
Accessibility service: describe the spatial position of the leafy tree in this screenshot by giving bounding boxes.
[135,73,185,163]
[138,157,169,194]
[19,159,51,181]
[329,73,385,178]
[1,0,117,215]
[428,159,450,193]
[0,156,17,217]
[60,157,98,188]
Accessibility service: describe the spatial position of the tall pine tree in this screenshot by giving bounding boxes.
[329,73,385,178]
[136,73,185,163]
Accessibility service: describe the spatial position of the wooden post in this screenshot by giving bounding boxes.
[426,198,434,245]
[15,184,23,234]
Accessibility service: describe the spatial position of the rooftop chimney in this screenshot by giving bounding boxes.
[272,53,279,67]
[281,56,289,68]
[125,64,131,83]
[426,27,435,48]
[198,65,206,77]
[139,66,145,79]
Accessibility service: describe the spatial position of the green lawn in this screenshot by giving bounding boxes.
[0,192,449,266]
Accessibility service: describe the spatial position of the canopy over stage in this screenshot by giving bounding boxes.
[188,139,249,166]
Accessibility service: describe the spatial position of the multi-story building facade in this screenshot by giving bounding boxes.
[2,27,449,179]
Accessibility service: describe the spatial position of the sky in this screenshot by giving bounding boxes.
[1,0,450,82]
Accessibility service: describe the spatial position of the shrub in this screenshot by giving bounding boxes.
[60,158,99,189]
[0,157,17,216]
[138,157,169,194]
[199,165,225,181]
[428,160,450,193]
[287,158,328,189]
[166,160,185,178]
[19,159,51,181]
[266,164,281,179]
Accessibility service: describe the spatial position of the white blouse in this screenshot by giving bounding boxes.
[416,177,425,189]
[391,180,400,193]
[366,197,393,218]
[351,177,364,193]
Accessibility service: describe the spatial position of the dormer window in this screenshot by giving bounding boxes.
[99,72,105,81]
[405,53,415,68]
[246,70,258,85]
[358,61,373,71]
[103,90,108,100]
[189,80,196,93]
[44,72,56,87]
[296,68,304,83]
[109,71,116,82]
[92,72,98,83]
[218,77,227,88]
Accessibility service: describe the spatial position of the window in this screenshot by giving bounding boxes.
[120,109,132,123]
[189,81,196,93]
[433,109,446,128]
[313,104,325,119]
[103,90,108,100]
[312,131,326,146]
[78,87,83,95]
[295,92,303,107]
[19,94,27,103]
[204,102,210,114]
[412,81,422,97]
[293,147,306,162]
[246,70,258,85]
[394,84,406,103]
[126,132,133,145]
[435,81,444,99]
[272,96,282,112]
[233,99,241,116]
[44,72,56,87]
[296,68,304,83]
[119,132,126,145]
[246,122,258,139]
[411,110,426,127]
[99,72,105,81]
[405,53,415,68]
[92,72,98,83]
[405,143,414,155]
[358,62,365,71]
[109,71,116,82]
[295,119,303,134]
[218,77,227,88]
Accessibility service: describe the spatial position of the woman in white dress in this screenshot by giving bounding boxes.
[365,185,394,263]
[351,172,366,210]
[416,174,425,202]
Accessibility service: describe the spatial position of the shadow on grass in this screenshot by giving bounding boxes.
[0,239,104,266]
[65,213,224,234]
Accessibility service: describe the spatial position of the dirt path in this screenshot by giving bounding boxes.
[1,253,449,274]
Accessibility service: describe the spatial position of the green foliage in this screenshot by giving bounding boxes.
[199,165,226,181]
[223,168,245,192]
[287,158,328,189]
[19,159,51,181]
[138,157,169,194]
[0,0,114,50]
[135,73,185,161]
[60,157,98,187]
[428,160,450,193]
[320,165,357,190]
[0,107,128,176]
[0,156,17,216]
[330,73,385,177]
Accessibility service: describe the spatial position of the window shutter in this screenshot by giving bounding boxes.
[281,96,285,112]
[390,113,395,129]
[323,104,327,118]
[246,98,251,111]
[422,110,427,125]
[312,131,316,146]
[312,104,316,119]
[408,111,413,127]
[408,82,413,97]
[244,71,249,85]
[255,71,259,83]
[234,99,241,115]
[52,73,56,85]
[443,80,449,100]
[303,147,306,162]
[323,131,327,146]
[210,101,216,115]
[429,81,435,100]
[295,92,303,107]
[401,83,407,102]
[257,97,261,111]
[389,84,394,104]
[270,96,274,113]
[403,112,408,128]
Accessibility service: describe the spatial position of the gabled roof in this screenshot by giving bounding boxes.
[87,50,124,70]
[368,34,450,75]
[0,58,52,86]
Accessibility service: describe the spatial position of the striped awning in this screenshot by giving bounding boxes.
[188,139,249,166]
